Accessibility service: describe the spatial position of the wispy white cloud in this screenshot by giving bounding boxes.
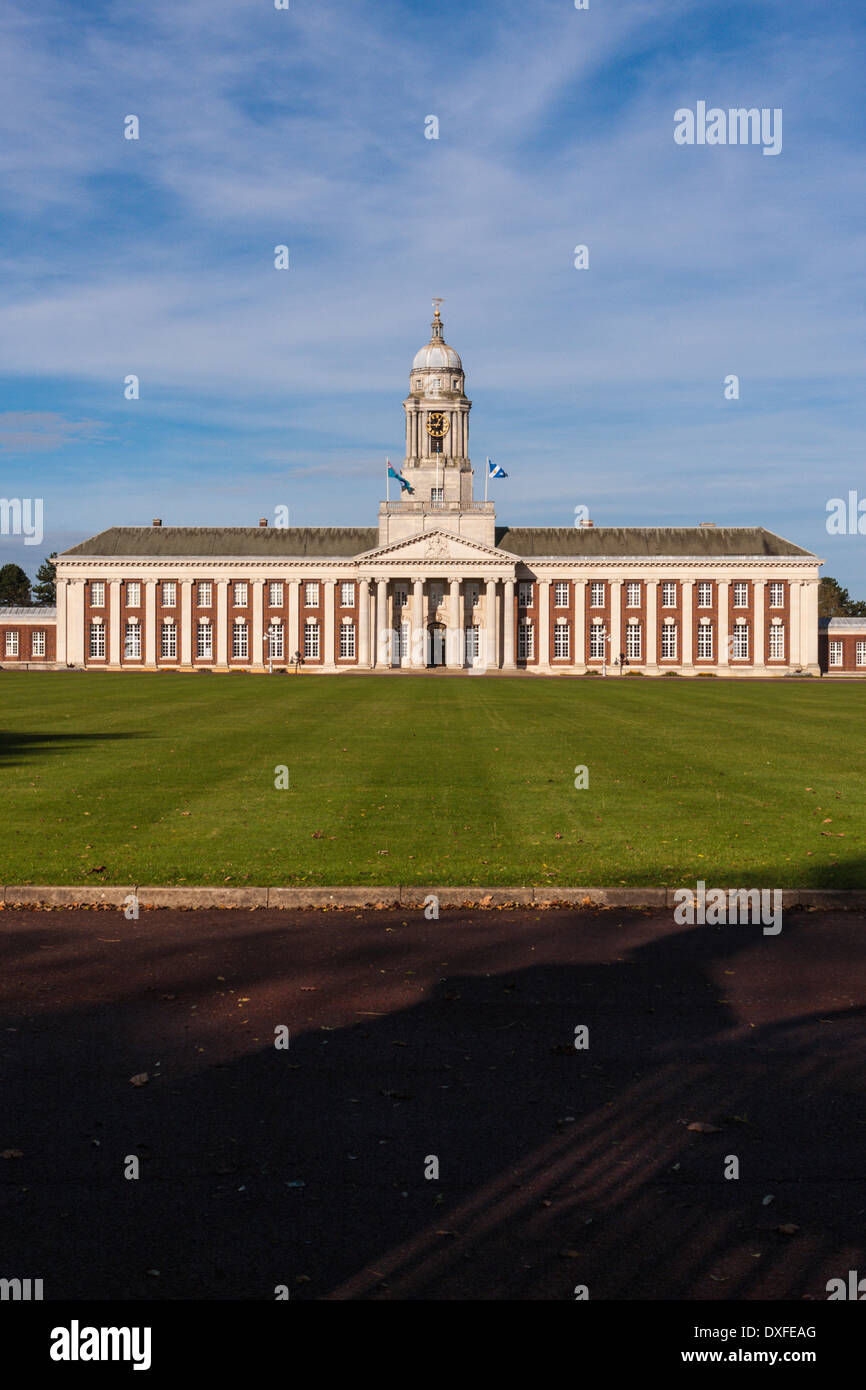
[0,411,106,452]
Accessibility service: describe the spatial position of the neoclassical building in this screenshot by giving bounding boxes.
[20,305,824,675]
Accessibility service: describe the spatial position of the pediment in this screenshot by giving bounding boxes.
[358,528,517,565]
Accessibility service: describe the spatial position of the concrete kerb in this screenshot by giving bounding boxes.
[400,887,534,908]
[1,885,136,907]
[268,887,401,908]
[533,887,667,908]
[136,886,269,909]
[2,885,865,910]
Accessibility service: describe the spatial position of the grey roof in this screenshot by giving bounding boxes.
[0,606,55,618]
[61,527,379,558]
[60,523,815,563]
[493,526,814,558]
[819,616,866,630]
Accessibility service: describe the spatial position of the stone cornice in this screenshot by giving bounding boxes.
[517,555,821,569]
[55,554,822,576]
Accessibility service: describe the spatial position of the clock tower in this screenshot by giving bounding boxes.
[379,302,494,545]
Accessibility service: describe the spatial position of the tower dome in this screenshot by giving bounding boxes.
[412,301,462,372]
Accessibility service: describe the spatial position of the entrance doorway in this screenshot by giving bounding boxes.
[427,622,446,667]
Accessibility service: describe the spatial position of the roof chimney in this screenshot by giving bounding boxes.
[579,519,594,528]
[258,517,268,527]
[699,521,716,527]
[152,518,162,527]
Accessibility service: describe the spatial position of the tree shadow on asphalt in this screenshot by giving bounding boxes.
[0,903,864,1300]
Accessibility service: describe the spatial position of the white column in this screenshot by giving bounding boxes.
[802,580,818,671]
[67,575,84,661]
[109,579,121,665]
[68,579,85,665]
[503,578,516,669]
[181,580,192,666]
[376,579,388,668]
[216,579,229,667]
[717,580,729,666]
[288,579,300,660]
[412,578,425,667]
[252,579,264,669]
[646,579,658,667]
[753,579,765,668]
[682,580,694,667]
[358,579,370,667]
[145,580,157,666]
[609,579,622,666]
[56,577,68,665]
[574,580,586,670]
[324,579,335,668]
[447,576,462,667]
[539,579,551,667]
[789,580,801,665]
[485,578,497,668]
[66,581,85,667]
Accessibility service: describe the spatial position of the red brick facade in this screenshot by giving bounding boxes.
[11,572,820,673]
[0,616,56,663]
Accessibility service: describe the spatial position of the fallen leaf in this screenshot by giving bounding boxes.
[777,1223,799,1235]
[687,1122,721,1133]
[129,1073,149,1087]
[1,1149,23,1159]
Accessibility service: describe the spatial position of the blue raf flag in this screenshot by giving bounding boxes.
[388,464,415,495]
[487,458,508,479]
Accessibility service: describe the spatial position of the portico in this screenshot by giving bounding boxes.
[357,546,518,671]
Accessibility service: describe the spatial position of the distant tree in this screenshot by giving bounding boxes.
[32,551,57,606]
[819,576,866,618]
[0,563,31,606]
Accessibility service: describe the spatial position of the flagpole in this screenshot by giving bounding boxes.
[485,458,489,503]
[386,458,390,502]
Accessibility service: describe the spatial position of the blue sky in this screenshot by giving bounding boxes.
[1,0,865,591]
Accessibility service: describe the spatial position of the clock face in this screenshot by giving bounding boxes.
[426,411,450,439]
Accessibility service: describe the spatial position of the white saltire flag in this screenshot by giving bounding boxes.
[484,456,508,501]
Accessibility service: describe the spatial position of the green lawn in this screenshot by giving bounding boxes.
[1,672,864,888]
